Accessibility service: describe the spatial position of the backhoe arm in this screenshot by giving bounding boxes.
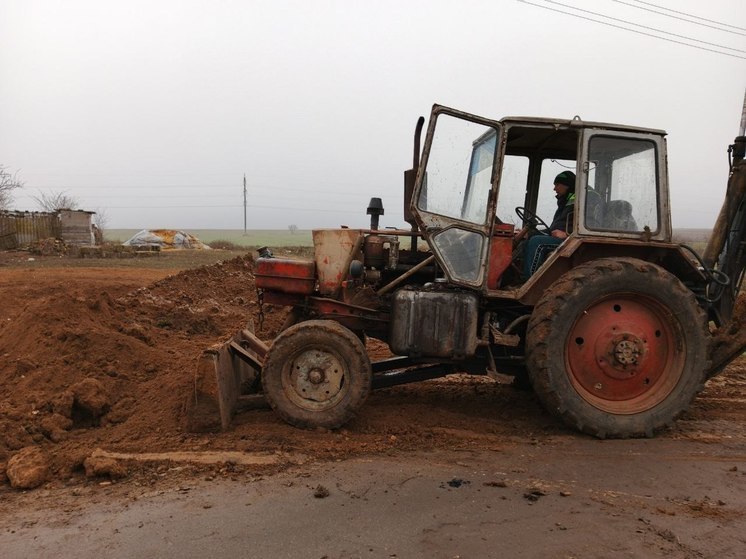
[704,133,746,377]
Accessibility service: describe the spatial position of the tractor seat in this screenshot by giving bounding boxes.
[604,200,637,231]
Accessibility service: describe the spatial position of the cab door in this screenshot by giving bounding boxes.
[412,105,503,288]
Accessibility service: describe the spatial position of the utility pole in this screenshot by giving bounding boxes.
[243,174,247,236]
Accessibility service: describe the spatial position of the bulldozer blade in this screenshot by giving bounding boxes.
[183,329,266,432]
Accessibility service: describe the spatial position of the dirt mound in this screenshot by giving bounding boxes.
[0,254,291,483]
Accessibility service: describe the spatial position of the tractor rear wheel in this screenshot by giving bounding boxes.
[526,258,709,438]
[261,320,372,430]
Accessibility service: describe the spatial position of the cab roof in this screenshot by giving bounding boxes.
[500,116,667,136]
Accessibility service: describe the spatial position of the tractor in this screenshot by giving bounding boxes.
[193,103,746,439]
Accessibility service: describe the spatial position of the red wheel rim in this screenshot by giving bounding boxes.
[565,294,684,414]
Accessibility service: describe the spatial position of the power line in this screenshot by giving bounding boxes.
[517,0,746,60]
[632,0,746,31]
[542,0,746,53]
[612,0,746,35]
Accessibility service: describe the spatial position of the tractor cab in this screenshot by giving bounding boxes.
[411,105,670,293]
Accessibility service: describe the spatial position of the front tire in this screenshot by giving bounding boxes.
[526,258,709,438]
[261,320,372,429]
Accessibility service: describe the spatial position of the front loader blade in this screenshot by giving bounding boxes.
[183,329,267,432]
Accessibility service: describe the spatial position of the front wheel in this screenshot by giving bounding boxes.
[261,320,372,429]
[526,258,709,438]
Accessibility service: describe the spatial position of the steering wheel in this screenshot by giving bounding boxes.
[515,207,550,235]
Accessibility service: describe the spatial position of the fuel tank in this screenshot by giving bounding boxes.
[389,287,479,359]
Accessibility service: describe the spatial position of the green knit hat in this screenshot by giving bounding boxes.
[554,171,576,188]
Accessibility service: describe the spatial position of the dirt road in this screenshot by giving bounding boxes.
[0,252,744,557]
[3,442,744,558]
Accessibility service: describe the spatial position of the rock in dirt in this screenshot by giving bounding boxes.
[313,485,330,498]
[2,421,34,451]
[523,488,548,502]
[71,378,110,417]
[84,450,128,479]
[40,413,73,442]
[51,390,75,418]
[15,358,38,374]
[104,397,135,425]
[6,446,50,489]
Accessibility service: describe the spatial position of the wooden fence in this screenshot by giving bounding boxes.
[0,209,96,250]
[0,211,60,250]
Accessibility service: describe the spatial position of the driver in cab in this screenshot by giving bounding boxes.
[549,170,576,238]
[524,170,576,278]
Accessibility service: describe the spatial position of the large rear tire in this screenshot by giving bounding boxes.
[261,320,372,429]
[526,258,709,438]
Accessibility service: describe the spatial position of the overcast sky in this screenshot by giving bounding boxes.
[1,0,745,230]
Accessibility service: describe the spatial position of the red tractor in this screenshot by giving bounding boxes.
[196,104,746,438]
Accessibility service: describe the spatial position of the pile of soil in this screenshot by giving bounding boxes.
[0,255,284,483]
[0,254,744,489]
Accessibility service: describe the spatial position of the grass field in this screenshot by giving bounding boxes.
[1,227,714,271]
[105,229,314,247]
[106,228,712,250]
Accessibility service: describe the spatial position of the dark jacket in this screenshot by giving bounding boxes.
[549,192,576,233]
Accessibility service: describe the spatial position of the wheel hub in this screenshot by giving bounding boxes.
[613,337,642,366]
[308,369,325,384]
[289,349,344,404]
[566,295,683,414]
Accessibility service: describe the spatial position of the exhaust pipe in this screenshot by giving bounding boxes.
[404,116,425,251]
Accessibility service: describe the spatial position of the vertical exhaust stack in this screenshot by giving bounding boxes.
[404,116,426,251]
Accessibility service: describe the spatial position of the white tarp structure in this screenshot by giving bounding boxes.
[122,229,211,250]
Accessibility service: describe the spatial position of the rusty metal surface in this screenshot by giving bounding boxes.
[256,257,316,295]
[486,226,514,290]
[306,296,389,336]
[184,344,241,432]
[363,235,386,268]
[389,289,479,359]
[509,237,706,306]
[707,295,746,378]
[376,254,435,296]
[566,294,682,413]
[312,229,363,296]
[287,345,345,406]
[403,116,426,228]
[238,328,269,359]
[187,328,264,432]
[703,160,746,268]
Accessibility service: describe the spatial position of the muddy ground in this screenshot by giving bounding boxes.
[0,250,744,557]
